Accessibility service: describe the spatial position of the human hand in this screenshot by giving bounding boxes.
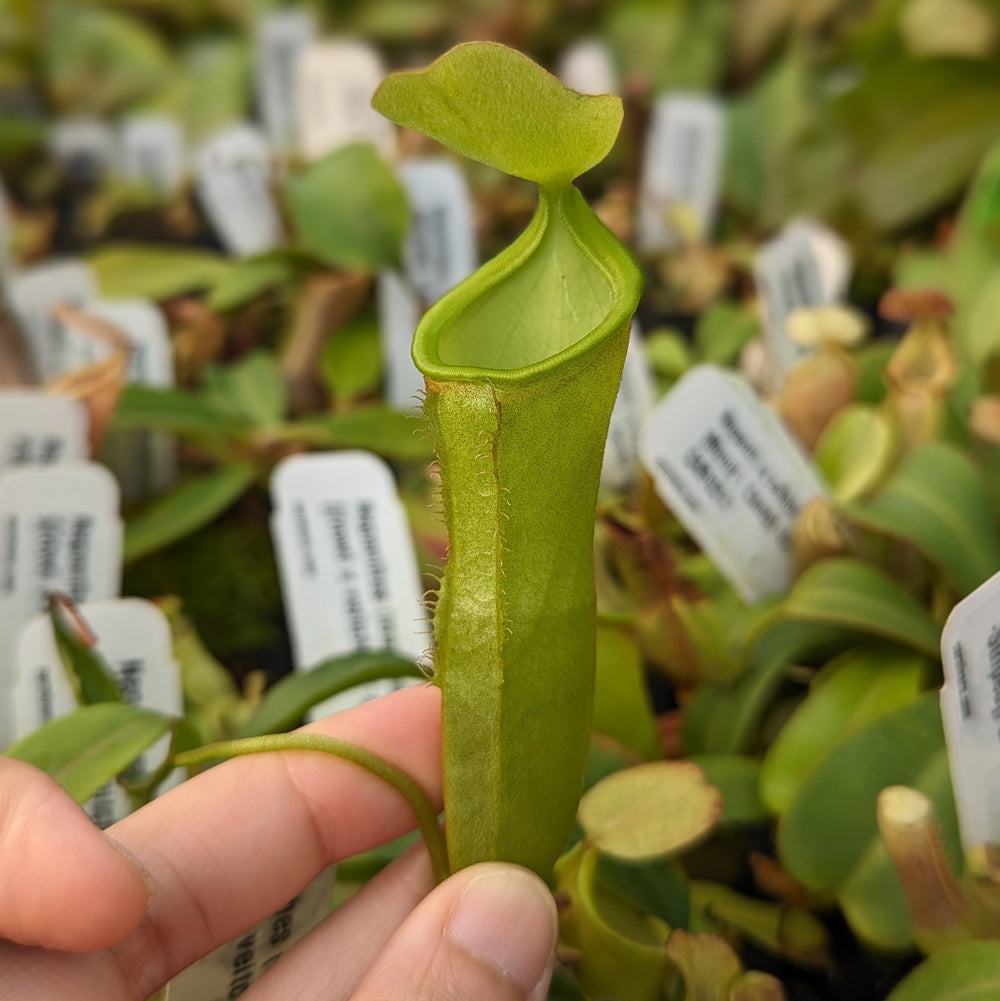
[0,685,558,1000]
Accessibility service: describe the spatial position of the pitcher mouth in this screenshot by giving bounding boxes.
[412,185,642,388]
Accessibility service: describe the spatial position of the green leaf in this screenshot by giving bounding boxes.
[644,328,692,383]
[843,443,1000,596]
[320,313,385,404]
[124,462,257,564]
[778,694,960,949]
[372,41,623,187]
[50,596,123,706]
[854,341,897,406]
[693,302,759,367]
[207,251,306,313]
[286,407,432,462]
[596,853,691,931]
[201,352,286,428]
[584,735,643,792]
[284,144,410,270]
[814,404,897,503]
[886,942,1000,1001]
[593,618,660,760]
[349,0,447,41]
[682,618,850,755]
[964,268,1000,367]
[155,35,250,142]
[782,559,941,658]
[759,648,929,815]
[89,244,233,300]
[236,650,424,739]
[723,46,814,226]
[5,704,171,803]
[690,755,767,827]
[834,58,1000,230]
[112,383,250,437]
[604,0,685,92]
[78,0,214,25]
[578,761,723,861]
[45,3,172,114]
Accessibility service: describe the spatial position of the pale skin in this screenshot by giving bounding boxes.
[0,685,558,1001]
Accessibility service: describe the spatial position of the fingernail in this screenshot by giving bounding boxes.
[445,864,558,1000]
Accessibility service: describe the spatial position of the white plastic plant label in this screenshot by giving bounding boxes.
[165,867,335,1001]
[59,298,178,502]
[118,115,186,196]
[941,570,1000,850]
[557,39,619,96]
[639,365,827,603]
[49,117,115,183]
[295,40,397,162]
[195,123,283,258]
[754,219,850,377]
[270,451,426,717]
[12,598,183,826]
[5,258,98,381]
[0,390,87,472]
[0,461,121,748]
[255,8,317,153]
[602,322,655,491]
[783,218,852,302]
[636,94,725,252]
[376,268,424,411]
[398,158,477,306]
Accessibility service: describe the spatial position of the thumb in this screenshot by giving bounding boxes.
[353,861,558,1001]
[0,756,152,951]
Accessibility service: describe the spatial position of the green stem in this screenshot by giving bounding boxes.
[174,734,450,883]
[124,725,183,811]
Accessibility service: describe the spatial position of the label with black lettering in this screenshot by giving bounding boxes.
[398,158,477,306]
[11,598,183,824]
[782,218,852,302]
[602,322,655,491]
[941,571,1000,849]
[754,219,851,377]
[376,269,424,411]
[270,451,426,717]
[636,94,725,252]
[255,9,316,153]
[49,118,114,184]
[118,115,186,197]
[165,867,335,1001]
[195,124,283,258]
[0,390,87,474]
[556,39,619,96]
[58,298,178,502]
[6,258,98,381]
[639,365,826,603]
[295,40,396,162]
[0,462,121,748]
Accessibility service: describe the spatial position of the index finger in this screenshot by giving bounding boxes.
[112,683,442,998]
